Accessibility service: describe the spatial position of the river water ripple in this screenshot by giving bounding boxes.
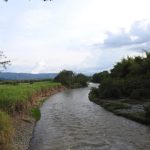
[29,83,150,150]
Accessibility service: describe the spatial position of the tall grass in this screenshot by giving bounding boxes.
[0,81,61,113]
[0,111,14,150]
[0,81,62,149]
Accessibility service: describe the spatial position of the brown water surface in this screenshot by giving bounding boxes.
[29,83,150,150]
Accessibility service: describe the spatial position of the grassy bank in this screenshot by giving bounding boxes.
[0,111,14,150]
[89,98,150,125]
[0,81,61,113]
[0,81,62,149]
[89,52,150,125]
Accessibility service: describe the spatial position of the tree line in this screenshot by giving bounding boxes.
[54,70,89,88]
[90,51,150,100]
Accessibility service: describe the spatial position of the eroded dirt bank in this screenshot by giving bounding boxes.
[12,86,66,150]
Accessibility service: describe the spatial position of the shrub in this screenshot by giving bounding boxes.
[89,87,99,101]
[130,88,150,100]
[100,87,121,99]
[29,81,34,84]
[98,79,122,99]
[130,90,142,100]
[30,108,41,121]
[89,51,150,100]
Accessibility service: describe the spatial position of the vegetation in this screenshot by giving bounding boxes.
[0,81,61,113]
[54,70,88,88]
[0,111,14,150]
[91,71,110,83]
[97,101,131,112]
[0,80,62,148]
[0,78,53,85]
[89,51,150,124]
[90,52,150,100]
[30,108,41,121]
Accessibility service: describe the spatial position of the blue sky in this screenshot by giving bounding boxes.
[1,0,150,74]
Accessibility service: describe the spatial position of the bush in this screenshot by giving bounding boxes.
[0,111,14,147]
[89,51,150,100]
[98,79,122,99]
[30,108,41,121]
[29,81,34,84]
[130,88,150,100]
[130,90,142,100]
[100,87,121,99]
[89,87,99,101]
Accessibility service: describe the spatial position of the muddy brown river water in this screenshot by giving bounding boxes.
[29,83,150,150]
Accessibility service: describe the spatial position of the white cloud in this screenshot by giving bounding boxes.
[1,0,150,73]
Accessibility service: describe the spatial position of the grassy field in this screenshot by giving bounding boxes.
[0,81,62,149]
[0,81,61,113]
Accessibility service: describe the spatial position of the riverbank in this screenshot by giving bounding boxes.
[90,98,150,125]
[0,81,66,150]
[13,86,66,150]
[28,84,150,150]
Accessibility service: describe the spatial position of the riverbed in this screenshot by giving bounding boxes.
[29,83,150,150]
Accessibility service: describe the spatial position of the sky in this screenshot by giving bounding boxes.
[1,0,150,74]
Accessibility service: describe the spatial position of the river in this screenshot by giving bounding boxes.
[29,83,150,150]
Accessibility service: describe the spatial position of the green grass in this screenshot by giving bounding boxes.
[93,99,150,125]
[30,108,41,121]
[0,81,61,113]
[101,101,131,111]
[0,81,62,149]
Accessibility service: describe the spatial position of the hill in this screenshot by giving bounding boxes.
[0,72,57,80]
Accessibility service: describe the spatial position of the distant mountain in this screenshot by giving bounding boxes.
[0,72,57,80]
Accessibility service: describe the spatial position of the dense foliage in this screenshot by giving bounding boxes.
[89,52,150,100]
[54,70,88,88]
[91,71,109,83]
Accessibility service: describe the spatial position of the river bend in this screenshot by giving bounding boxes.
[29,83,150,150]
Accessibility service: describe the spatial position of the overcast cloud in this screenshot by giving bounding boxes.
[100,20,150,50]
[1,0,150,74]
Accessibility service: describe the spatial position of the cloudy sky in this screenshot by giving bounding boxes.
[1,0,150,74]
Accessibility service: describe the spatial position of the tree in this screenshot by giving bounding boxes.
[0,51,11,71]
[89,51,150,100]
[92,71,109,83]
[75,73,88,87]
[54,70,88,88]
[54,70,75,86]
